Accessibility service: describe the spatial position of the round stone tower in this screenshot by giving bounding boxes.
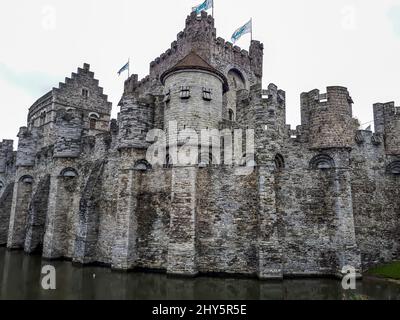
[160,51,228,136]
[301,86,355,149]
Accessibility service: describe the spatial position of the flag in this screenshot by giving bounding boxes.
[231,19,252,43]
[118,61,129,76]
[192,0,213,15]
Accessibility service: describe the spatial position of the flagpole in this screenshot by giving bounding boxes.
[128,58,130,79]
[251,18,253,42]
[212,0,214,18]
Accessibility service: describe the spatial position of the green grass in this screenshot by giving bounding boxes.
[368,262,400,280]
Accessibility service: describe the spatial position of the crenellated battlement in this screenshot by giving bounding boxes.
[374,101,400,155]
[0,140,14,174]
[127,12,264,98]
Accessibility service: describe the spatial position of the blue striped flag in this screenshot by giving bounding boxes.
[192,0,213,14]
[231,19,252,43]
[118,61,129,76]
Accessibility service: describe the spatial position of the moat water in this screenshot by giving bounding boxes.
[0,248,399,300]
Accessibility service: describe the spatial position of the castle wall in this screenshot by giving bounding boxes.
[196,167,259,276]
[135,168,171,270]
[350,131,400,269]
[42,159,81,259]
[7,170,34,249]
[92,154,119,265]
[277,144,361,276]
[0,183,14,245]
[24,175,50,253]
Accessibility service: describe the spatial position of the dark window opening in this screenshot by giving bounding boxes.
[40,112,46,126]
[90,118,97,130]
[229,109,235,121]
[310,154,335,170]
[82,88,89,98]
[180,86,191,99]
[60,168,78,178]
[203,88,212,101]
[274,154,285,171]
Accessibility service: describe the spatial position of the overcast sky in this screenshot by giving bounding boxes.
[0,0,399,144]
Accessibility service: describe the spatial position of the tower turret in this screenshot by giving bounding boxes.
[16,127,39,167]
[0,140,14,174]
[161,51,228,137]
[301,86,355,149]
[117,93,155,150]
[373,102,400,155]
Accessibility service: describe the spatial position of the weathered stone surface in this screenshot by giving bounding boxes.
[0,12,399,280]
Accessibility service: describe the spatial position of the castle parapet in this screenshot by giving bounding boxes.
[0,140,14,173]
[16,127,39,167]
[374,102,400,155]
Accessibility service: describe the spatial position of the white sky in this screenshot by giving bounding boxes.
[1,0,399,144]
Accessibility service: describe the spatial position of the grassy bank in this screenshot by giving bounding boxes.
[367,262,400,280]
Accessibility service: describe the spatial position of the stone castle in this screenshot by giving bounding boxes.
[0,12,399,279]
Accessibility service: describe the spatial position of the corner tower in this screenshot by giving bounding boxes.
[301,86,356,149]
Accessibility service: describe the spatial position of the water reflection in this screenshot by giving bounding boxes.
[0,248,399,300]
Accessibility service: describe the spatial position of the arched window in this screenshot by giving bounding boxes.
[227,69,246,91]
[60,168,78,178]
[228,109,235,121]
[134,160,152,171]
[274,154,285,171]
[310,154,335,170]
[226,69,246,124]
[89,113,99,130]
[19,175,34,184]
[386,161,400,175]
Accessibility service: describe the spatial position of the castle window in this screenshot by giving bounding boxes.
[40,112,46,126]
[90,118,97,130]
[134,160,152,171]
[228,109,235,121]
[203,88,212,101]
[310,154,335,170]
[274,154,285,171]
[89,113,99,130]
[386,161,400,175]
[82,88,89,98]
[0,181,4,193]
[180,86,191,99]
[19,175,34,184]
[60,168,78,178]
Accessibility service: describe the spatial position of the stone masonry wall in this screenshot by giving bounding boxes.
[351,131,400,269]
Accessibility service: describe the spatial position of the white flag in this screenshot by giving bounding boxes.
[192,0,213,14]
[231,19,252,43]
